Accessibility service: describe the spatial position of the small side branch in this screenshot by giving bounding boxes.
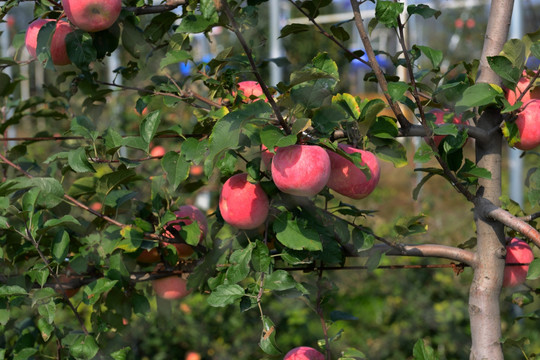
[220,0,291,135]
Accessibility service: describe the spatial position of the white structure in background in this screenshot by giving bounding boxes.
[0,15,16,148]
[509,0,524,207]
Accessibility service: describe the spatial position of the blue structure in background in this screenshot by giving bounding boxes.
[179,54,214,76]
[351,53,391,70]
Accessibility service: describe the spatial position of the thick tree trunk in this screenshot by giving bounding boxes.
[469,1,514,359]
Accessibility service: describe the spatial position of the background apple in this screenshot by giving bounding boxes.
[219,173,269,229]
[283,346,325,360]
[150,145,166,157]
[61,0,122,32]
[326,144,380,199]
[185,351,201,360]
[136,247,161,264]
[512,99,540,150]
[56,272,80,298]
[271,145,331,197]
[236,81,267,102]
[424,109,466,148]
[503,238,534,288]
[25,19,73,66]
[152,276,191,300]
[505,72,540,105]
[163,205,208,258]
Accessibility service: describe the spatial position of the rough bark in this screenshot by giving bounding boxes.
[469,1,515,358]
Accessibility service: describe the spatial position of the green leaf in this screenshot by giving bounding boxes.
[226,244,254,284]
[330,310,359,321]
[487,55,521,88]
[273,213,322,251]
[500,39,527,70]
[13,348,37,360]
[141,111,161,145]
[144,12,178,42]
[279,23,310,38]
[68,148,96,173]
[132,292,151,316]
[407,4,441,19]
[70,116,98,141]
[161,152,190,190]
[412,339,438,360]
[455,83,503,112]
[375,1,404,28]
[351,228,375,253]
[0,285,27,296]
[264,270,299,291]
[259,316,281,355]
[160,50,192,69]
[207,284,245,307]
[52,230,70,263]
[69,335,100,360]
[369,116,399,139]
[37,317,54,341]
[252,241,271,273]
[200,0,218,19]
[340,347,368,359]
[65,30,97,69]
[457,159,492,179]
[176,13,218,34]
[330,24,350,41]
[416,45,443,68]
[82,278,118,305]
[118,226,144,253]
[372,138,408,168]
[527,259,540,280]
[387,81,410,102]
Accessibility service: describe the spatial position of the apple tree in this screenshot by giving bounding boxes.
[0,0,539,359]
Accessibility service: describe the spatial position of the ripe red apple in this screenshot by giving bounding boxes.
[163,205,208,258]
[89,202,102,212]
[219,173,269,229]
[61,0,122,32]
[261,145,274,170]
[237,81,267,102]
[505,72,540,106]
[25,19,73,66]
[503,238,534,288]
[150,145,166,157]
[283,346,325,360]
[424,109,465,148]
[512,99,540,151]
[152,276,191,300]
[326,144,380,199]
[271,145,331,197]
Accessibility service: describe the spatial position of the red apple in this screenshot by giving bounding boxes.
[89,202,102,212]
[61,0,122,32]
[25,19,73,66]
[237,81,267,102]
[185,352,201,360]
[163,205,208,258]
[261,145,274,170]
[512,99,540,151]
[503,238,534,288]
[271,145,331,197]
[219,173,269,229]
[152,276,191,300]
[424,109,465,148]
[326,144,380,199]
[190,164,204,176]
[505,72,540,106]
[136,247,161,264]
[150,146,166,157]
[283,346,325,360]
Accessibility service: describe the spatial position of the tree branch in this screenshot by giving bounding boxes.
[349,0,411,132]
[220,0,291,135]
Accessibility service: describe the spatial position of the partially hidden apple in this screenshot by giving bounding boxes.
[152,276,191,300]
[25,19,73,66]
[511,99,540,151]
[136,247,161,264]
[61,0,122,32]
[424,109,466,148]
[150,145,166,157]
[219,173,269,229]
[271,145,331,197]
[283,346,325,360]
[162,205,208,258]
[185,352,201,360]
[505,71,540,106]
[326,144,380,199]
[56,271,80,298]
[503,238,534,288]
[237,81,267,102]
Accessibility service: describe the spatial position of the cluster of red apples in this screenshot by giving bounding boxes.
[218,81,381,231]
[505,72,540,150]
[25,0,122,65]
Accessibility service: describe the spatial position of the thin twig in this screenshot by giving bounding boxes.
[316,268,331,360]
[220,0,291,135]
